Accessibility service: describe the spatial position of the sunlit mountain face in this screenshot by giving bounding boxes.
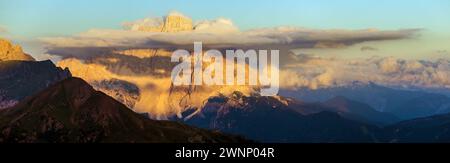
[1,0,450,143]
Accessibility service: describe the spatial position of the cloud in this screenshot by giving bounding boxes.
[194,18,239,34]
[123,17,164,31]
[280,55,450,90]
[40,11,420,51]
[40,26,420,63]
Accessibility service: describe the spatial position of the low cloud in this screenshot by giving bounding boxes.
[281,55,450,90]
[41,27,420,49]
[193,18,239,34]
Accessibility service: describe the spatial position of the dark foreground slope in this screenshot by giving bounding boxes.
[0,77,247,143]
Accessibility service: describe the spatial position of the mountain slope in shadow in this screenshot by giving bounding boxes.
[174,92,383,143]
[0,60,71,108]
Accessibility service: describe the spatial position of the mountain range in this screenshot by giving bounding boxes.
[171,92,382,143]
[0,77,247,143]
[0,39,246,143]
[174,91,450,143]
[280,81,450,120]
[2,38,450,143]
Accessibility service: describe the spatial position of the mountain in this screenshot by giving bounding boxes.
[0,77,247,143]
[280,82,450,120]
[385,113,450,143]
[172,91,450,143]
[265,96,399,126]
[0,60,71,109]
[0,38,35,61]
[322,96,400,126]
[173,92,381,143]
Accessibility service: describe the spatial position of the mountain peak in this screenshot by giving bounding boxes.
[0,38,35,61]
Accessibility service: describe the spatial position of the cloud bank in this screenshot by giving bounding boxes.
[281,55,450,90]
[40,12,420,50]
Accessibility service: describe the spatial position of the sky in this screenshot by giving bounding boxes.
[0,0,450,59]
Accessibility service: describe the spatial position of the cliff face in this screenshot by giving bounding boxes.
[134,13,193,33]
[0,39,35,61]
[161,14,193,32]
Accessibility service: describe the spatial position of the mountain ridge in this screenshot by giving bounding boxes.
[0,77,248,143]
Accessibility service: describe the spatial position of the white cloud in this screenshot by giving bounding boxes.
[194,18,239,34]
[40,11,420,49]
[123,18,164,31]
[280,55,450,90]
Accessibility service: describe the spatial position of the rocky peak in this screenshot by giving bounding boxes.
[132,12,193,33]
[0,38,35,61]
[162,12,193,32]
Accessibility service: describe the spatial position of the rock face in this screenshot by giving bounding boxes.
[161,13,193,32]
[134,12,193,33]
[0,77,248,143]
[0,39,35,61]
[91,79,140,109]
[0,60,71,109]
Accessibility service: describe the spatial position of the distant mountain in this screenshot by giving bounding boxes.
[0,60,71,109]
[173,92,381,143]
[280,81,450,120]
[172,91,450,143]
[0,78,247,143]
[0,38,35,61]
[322,96,400,126]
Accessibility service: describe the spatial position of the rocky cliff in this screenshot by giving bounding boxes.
[161,13,193,32]
[133,12,193,33]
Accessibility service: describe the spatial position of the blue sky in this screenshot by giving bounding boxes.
[1,0,450,37]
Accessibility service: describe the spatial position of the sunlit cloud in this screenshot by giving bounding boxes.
[281,55,450,90]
